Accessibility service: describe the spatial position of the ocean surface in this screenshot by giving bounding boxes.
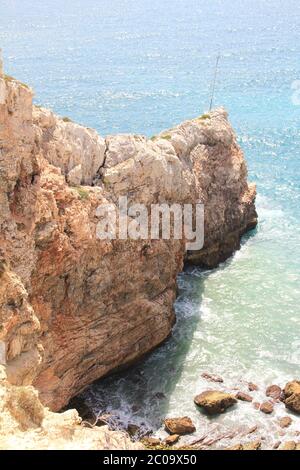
[1,0,299,446]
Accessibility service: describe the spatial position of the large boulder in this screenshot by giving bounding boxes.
[164,417,196,435]
[283,381,300,414]
[194,390,237,415]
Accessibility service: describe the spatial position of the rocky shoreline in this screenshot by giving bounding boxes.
[70,374,300,451]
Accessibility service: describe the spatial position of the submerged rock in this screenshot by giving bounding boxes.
[194,391,237,415]
[266,385,282,400]
[201,372,224,383]
[248,382,259,392]
[260,402,274,414]
[164,417,196,435]
[236,392,253,402]
[278,416,292,429]
[153,392,166,400]
[280,441,297,451]
[127,423,141,438]
[283,381,300,414]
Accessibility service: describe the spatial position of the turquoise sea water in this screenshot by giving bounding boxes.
[1,0,300,446]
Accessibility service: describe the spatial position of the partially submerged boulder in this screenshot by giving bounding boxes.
[260,402,274,414]
[236,391,253,402]
[266,385,282,400]
[164,434,180,446]
[248,382,259,392]
[201,372,224,383]
[164,417,196,435]
[278,416,292,429]
[194,391,237,415]
[143,437,161,447]
[225,441,261,451]
[280,441,297,451]
[283,381,300,414]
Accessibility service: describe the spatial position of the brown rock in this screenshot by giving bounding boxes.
[236,392,253,402]
[194,390,237,415]
[283,381,300,414]
[266,385,282,400]
[278,416,292,429]
[242,440,261,451]
[280,441,296,451]
[143,437,161,447]
[225,441,261,451]
[225,444,243,450]
[164,417,196,435]
[273,441,281,450]
[201,372,224,383]
[164,434,180,446]
[253,402,261,410]
[260,402,274,414]
[248,382,259,392]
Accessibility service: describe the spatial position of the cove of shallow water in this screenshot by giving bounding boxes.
[1,0,299,447]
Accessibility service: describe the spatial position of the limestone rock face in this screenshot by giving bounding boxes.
[0,69,257,414]
[194,390,237,414]
[33,106,106,186]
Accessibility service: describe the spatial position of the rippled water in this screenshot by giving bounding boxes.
[1,0,299,446]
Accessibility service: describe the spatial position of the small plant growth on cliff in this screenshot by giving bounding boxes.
[198,114,211,120]
[161,134,172,140]
[72,186,90,200]
[62,116,73,123]
[4,74,29,89]
[150,134,172,141]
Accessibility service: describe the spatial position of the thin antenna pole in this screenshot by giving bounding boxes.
[209,54,220,111]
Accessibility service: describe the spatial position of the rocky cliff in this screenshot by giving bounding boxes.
[0,61,257,426]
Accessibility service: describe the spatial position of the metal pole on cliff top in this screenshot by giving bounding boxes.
[209,54,220,111]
